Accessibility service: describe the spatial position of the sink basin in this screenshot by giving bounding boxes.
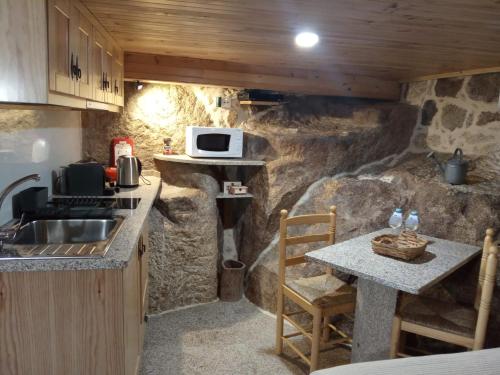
[1,216,124,259]
[14,218,119,245]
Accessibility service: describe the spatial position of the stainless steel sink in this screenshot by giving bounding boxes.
[0,216,124,259]
[14,218,118,244]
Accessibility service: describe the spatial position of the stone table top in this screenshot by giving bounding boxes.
[305,228,481,294]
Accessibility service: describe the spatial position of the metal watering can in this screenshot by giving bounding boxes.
[427,148,468,185]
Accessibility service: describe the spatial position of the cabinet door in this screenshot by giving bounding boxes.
[92,27,106,102]
[138,222,150,348]
[48,0,74,95]
[0,269,126,375]
[0,0,48,103]
[71,4,92,99]
[113,46,124,106]
[103,38,115,104]
[123,235,142,375]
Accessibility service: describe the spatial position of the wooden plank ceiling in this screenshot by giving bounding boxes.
[82,0,500,99]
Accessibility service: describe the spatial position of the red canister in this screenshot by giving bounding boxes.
[111,137,134,167]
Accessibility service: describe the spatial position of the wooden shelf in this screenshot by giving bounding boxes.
[216,193,253,199]
[154,154,265,166]
[239,100,283,106]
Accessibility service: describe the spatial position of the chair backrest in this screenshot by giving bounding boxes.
[277,206,337,286]
[473,242,498,350]
[475,228,495,309]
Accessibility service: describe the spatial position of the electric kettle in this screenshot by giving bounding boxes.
[117,155,141,187]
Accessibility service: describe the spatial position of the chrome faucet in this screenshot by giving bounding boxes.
[0,174,41,249]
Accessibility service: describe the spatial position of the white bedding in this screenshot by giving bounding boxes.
[312,348,500,375]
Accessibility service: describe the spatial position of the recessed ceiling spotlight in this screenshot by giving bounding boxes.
[295,32,319,48]
[135,80,144,90]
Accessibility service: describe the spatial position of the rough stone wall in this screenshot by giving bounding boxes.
[82,78,500,341]
[404,73,500,156]
[243,72,500,349]
[247,153,500,347]
[81,83,418,312]
[238,98,418,267]
[82,82,239,169]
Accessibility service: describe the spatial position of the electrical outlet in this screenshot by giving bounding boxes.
[221,97,232,109]
[216,96,232,109]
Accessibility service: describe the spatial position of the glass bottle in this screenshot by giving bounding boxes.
[405,210,420,232]
[389,208,404,232]
[163,137,173,155]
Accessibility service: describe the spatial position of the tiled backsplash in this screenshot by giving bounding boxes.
[0,109,82,225]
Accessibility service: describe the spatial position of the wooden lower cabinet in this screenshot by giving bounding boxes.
[0,224,149,375]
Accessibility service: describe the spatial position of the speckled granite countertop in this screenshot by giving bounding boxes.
[0,177,161,273]
[305,228,481,294]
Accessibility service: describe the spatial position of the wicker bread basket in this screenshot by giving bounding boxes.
[372,230,428,260]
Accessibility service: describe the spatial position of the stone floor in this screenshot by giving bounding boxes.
[140,299,351,375]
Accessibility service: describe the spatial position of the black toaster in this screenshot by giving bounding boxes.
[66,162,105,196]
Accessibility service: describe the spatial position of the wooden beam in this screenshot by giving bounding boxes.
[405,66,500,82]
[124,53,400,100]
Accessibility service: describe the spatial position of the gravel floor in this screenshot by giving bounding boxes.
[140,299,350,375]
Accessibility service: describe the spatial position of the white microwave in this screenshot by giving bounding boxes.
[185,126,243,158]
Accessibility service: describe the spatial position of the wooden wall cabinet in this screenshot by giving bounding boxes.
[1,0,123,110]
[48,0,123,107]
[0,222,150,375]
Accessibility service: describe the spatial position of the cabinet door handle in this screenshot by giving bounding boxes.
[76,55,81,80]
[70,53,75,79]
[102,72,109,90]
[114,80,118,94]
[138,243,146,257]
[138,235,144,256]
[75,56,79,81]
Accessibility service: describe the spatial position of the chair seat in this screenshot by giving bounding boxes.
[399,295,477,338]
[287,274,356,306]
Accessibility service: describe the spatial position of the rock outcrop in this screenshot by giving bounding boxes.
[238,99,418,268]
[246,152,500,345]
[83,82,420,313]
[148,178,221,312]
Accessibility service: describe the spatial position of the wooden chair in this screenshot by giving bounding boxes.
[390,228,499,357]
[275,206,356,372]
